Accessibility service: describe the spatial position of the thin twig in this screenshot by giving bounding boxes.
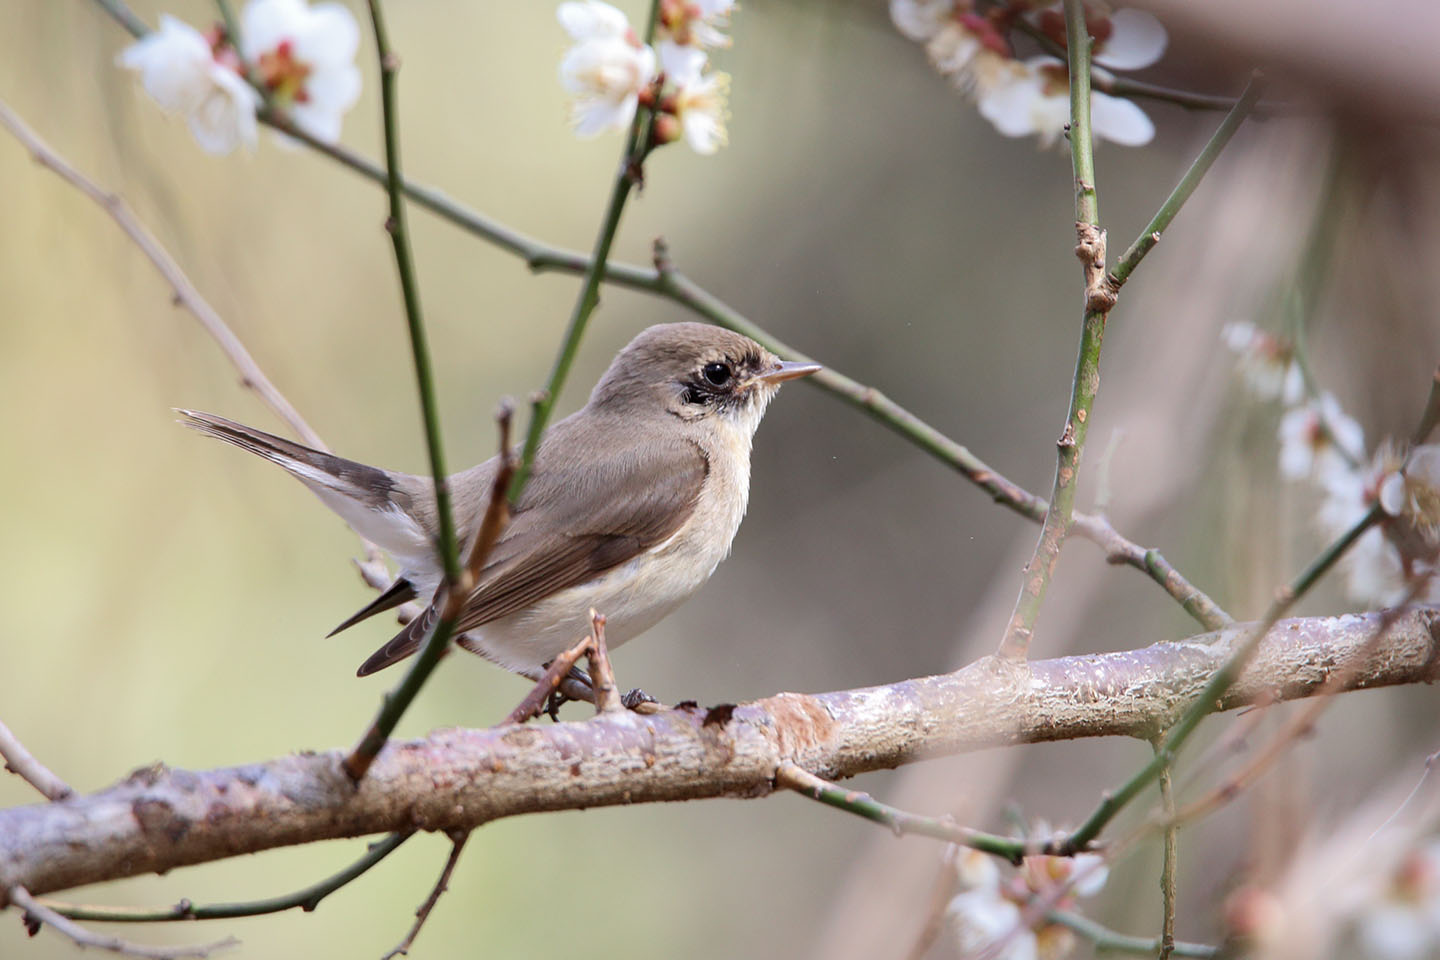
[88,0,1232,633]
[1368,747,1440,841]
[997,0,1114,661]
[35,831,412,922]
[0,719,72,802]
[0,99,324,450]
[1413,365,1440,445]
[9,886,239,959]
[1155,739,1178,960]
[381,830,470,960]
[587,611,623,714]
[774,764,1046,864]
[1108,71,1266,290]
[499,634,595,726]
[1060,503,1384,854]
[1047,910,1218,958]
[506,0,663,502]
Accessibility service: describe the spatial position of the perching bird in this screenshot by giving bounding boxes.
[179,322,820,686]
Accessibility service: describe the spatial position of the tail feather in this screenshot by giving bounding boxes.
[327,576,418,638]
[176,410,398,510]
[356,603,439,676]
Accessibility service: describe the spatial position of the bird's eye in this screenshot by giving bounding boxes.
[702,362,732,386]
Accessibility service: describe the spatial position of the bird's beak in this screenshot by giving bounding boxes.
[755,360,823,385]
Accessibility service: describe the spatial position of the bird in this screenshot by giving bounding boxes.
[179,322,821,691]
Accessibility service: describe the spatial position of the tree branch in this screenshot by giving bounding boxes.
[0,720,72,803]
[1,608,1434,903]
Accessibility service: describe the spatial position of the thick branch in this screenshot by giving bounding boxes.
[1,609,1434,902]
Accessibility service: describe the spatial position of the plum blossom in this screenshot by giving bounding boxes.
[888,1,1164,147]
[117,14,260,154]
[558,1,658,137]
[1222,322,1304,403]
[978,58,1154,147]
[1277,392,1365,483]
[557,0,731,154]
[657,0,734,49]
[1354,842,1440,960]
[943,836,1107,960]
[241,0,362,144]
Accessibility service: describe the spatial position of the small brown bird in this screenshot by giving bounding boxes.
[180,322,820,685]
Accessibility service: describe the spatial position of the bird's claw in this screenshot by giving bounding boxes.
[622,688,659,712]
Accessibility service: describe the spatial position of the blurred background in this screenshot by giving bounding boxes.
[2,1,1438,957]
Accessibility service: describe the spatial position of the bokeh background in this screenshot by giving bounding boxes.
[3,1,1439,958]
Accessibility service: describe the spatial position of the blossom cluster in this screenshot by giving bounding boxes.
[944,838,1108,960]
[889,0,1164,148]
[118,0,361,154]
[557,0,732,155]
[1224,323,1440,606]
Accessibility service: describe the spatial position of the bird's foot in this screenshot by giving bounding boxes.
[622,688,662,714]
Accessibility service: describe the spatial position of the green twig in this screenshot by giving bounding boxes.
[37,832,412,922]
[1060,503,1384,853]
[506,0,662,503]
[1109,72,1266,288]
[1047,910,1218,958]
[774,764,1045,864]
[997,0,1113,662]
[341,0,461,783]
[90,0,1231,633]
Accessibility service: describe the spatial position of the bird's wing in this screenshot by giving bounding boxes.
[356,428,709,676]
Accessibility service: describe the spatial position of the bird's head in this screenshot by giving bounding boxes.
[589,323,821,436]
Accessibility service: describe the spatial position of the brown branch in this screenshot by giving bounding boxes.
[587,611,623,714]
[1414,364,1440,445]
[0,719,72,802]
[500,635,594,726]
[381,830,469,960]
[8,886,238,959]
[0,609,1434,904]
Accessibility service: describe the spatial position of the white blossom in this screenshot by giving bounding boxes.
[1222,322,1303,404]
[1092,8,1167,70]
[946,889,1038,960]
[1277,392,1365,483]
[671,71,729,154]
[241,0,362,144]
[558,2,656,138]
[977,58,1154,147]
[889,0,955,43]
[559,0,633,41]
[117,14,260,155]
[659,0,734,49]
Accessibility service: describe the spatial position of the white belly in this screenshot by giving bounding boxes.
[460,440,751,678]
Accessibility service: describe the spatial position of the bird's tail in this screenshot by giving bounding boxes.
[176,410,400,509]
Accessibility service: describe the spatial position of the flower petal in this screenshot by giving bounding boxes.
[1094,9,1168,71]
[1091,91,1154,146]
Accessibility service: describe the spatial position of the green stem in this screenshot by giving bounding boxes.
[366,0,459,584]
[340,0,462,782]
[1047,910,1218,958]
[1413,366,1440,445]
[37,832,412,922]
[996,0,1107,661]
[506,0,662,503]
[1110,72,1266,288]
[1061,503,1383,853]
[774,765,1037,864]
